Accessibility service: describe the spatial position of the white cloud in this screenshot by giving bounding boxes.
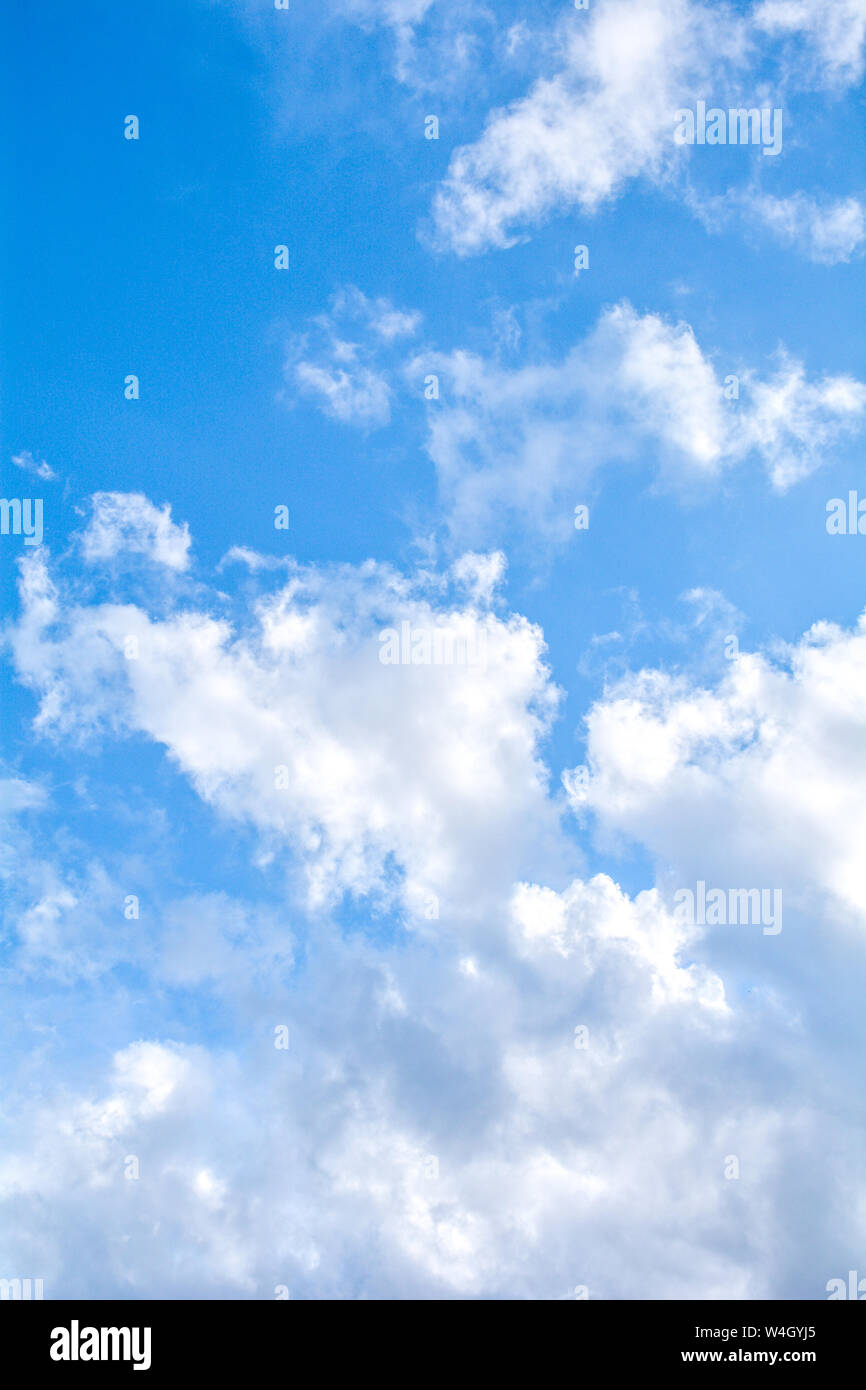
[11,450,57,482]
[694,188,866,264]
[414,303,725,543]
[511,873,726,1011]
[747,191,866,264]
[332,0,490,95]
[330,285,422,341]
[754,0,866,86]
[739,353,866,489]
[287,287,419,428]
[4,525,866,1297]
[429,0,866,255]
[2,859,862,1298]
[0,882,815,1299]
[9,545,563,915]
[430,0,746,254]
[414,301,866,541]
[0,776,46,815]
[570,609,866,923]
[294,356,393,428]
[451,550,507,604]
[82,493,192,572]
[338,0,433,26]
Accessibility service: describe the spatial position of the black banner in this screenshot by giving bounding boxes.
[3,1299,862,1375]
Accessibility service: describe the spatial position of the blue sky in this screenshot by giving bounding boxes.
[1,0,866,1299]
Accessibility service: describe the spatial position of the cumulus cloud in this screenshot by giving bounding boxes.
[2,856,863,1298]
[0,873,842,1300]
[429,0,749,254]
[3,510,866,1297]
[739,354,866,488]
[8,543,562,915]
[429,0,866,255]
[749,192,866,264]
[451,549,507,604]
[81,493,192,572]
[283,292,864,537]
[569,609,866,924]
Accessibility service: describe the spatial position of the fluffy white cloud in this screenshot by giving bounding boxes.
[286,292,864,536]
[738,355,866,488]
[2,859,862,1298]
[451,549,507,604]
[511,872,726,1011]
[429,0,866,255]
[570,609,866,923]
[9,544,562,916]
[430,0,747,254]
[5,505,866,1300]
[81,493,192,572]
[414,301,865,541]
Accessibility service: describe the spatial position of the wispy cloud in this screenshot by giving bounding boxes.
[412,301,866,541]
[11,450,57,482]
[285,287,420,428]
